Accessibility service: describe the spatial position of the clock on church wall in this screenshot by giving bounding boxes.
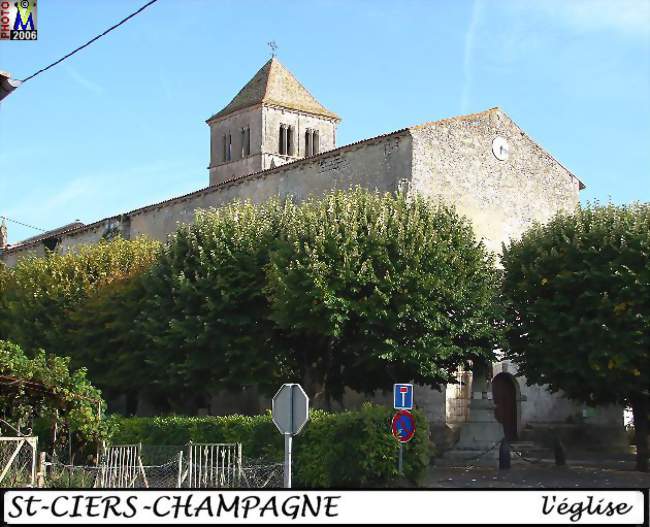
[492,136,510,161]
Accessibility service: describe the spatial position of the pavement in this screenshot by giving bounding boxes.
[421,458,650,488]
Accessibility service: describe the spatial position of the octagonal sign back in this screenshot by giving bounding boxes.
[272,383,310,435]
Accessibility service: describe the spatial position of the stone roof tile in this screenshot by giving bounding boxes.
[207,58,340,122]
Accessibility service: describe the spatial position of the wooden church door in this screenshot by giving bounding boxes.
[492,373,518,440]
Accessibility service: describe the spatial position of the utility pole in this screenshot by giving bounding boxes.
[0,218,7,251]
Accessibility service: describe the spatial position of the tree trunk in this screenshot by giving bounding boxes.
[631,395,648,472]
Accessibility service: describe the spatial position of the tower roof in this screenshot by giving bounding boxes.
[207,57,340,122]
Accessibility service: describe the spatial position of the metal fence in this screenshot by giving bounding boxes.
[0,436,37,487]
[183,442,241,488]
[98,444,148,488]
[39,443,282,489]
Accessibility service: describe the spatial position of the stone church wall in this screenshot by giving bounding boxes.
[409,108,581,254]
[3,130,412,263]
[130,130,412,242]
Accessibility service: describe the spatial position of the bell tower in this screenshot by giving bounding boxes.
[206,58,340,186]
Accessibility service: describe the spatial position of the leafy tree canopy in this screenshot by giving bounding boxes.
[0,190,503,415]
[502,202,650,470]
[0,237,160,358]
[265,189,504,403]
[0,340,108,448]
[138,200,292,407]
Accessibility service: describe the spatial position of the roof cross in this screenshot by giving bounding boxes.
[267,40,278,57]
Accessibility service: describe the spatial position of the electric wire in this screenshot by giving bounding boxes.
[0,215,46,232]
[21,0,160,83]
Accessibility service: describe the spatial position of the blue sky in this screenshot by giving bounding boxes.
[1,0,648,244]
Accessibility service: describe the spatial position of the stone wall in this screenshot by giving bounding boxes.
[130,130,412,242]
[262,105,337,164]
[3,129,411,263]
[409,108,581,255]
[209,106,264,185]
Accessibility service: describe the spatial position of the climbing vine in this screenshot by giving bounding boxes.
[0,340,109,456]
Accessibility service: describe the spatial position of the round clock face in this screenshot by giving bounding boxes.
[492,136,510,161]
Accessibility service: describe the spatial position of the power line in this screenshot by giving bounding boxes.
[21,0,160,83]
[0,215,46,232]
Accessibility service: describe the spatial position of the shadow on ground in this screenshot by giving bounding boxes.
[422,459,650,488]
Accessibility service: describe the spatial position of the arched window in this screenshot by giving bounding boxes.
[305,129,312,157]
[287,126,294,156]
[240,128,246,159]
[304,129,320,157]
[279,124,294,156]
[241,127,251,158]
[313,130,320,155]
[279,125,286,155]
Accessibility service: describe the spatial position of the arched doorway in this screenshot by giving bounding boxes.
[492,373,518,440]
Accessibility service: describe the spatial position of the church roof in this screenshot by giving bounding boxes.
[207,57,340,122]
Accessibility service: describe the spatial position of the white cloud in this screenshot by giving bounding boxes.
[64,65,104,96]
[512,0,650,39]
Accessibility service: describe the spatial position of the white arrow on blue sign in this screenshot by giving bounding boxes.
[393,383,413,410]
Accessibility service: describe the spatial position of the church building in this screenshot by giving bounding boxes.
[0,58,623,447]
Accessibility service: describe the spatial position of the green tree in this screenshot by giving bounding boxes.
[138,201,293,410]
[67,274,152,413]
[501,202,650,471]
[0,237,159,359]
[266,189,503,406]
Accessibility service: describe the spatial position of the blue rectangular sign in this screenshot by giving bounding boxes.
[393,383,413,409]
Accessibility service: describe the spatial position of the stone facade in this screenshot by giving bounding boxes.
[0,58,623,440]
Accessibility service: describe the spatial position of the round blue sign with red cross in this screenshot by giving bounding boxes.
[391,410,416,443]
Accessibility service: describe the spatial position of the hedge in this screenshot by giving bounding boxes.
[108,404,430,487]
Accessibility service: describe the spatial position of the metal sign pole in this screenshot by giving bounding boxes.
[284,384,295,489]
[398,443,404,476]
[272,383,309,490]
[284,434,292,489]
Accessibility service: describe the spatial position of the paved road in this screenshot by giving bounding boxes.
[423,461,650,488]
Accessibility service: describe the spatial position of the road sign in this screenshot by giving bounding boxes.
[391,410,416,443]
[393,383,413,410]
[272,383,310,489]
[272,383,309,435]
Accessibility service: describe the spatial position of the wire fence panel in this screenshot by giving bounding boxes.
[39,443,283,489]
[0,436,37,487]
[45,462,101,488]
[98,444,148,488]
[240,460,283,489]
[185,442,242,488]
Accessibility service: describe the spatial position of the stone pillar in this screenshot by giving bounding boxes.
[287,126,294,156]
[445,359,505,461]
